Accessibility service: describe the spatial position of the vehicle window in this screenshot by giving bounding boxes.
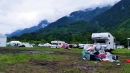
[52,43,58,45]
[96,40,105,43]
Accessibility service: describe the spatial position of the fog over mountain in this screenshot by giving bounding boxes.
[0,0,120,34]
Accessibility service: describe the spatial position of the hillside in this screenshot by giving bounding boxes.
[112,18,130,45]
[7,6,110,38]
[44,6,111,30]
[6,20,49,37]
[9,0,130,47]
[69,6,111,22]
[89,0,130,46]
[91,0,130,31]
[10,20,99,43]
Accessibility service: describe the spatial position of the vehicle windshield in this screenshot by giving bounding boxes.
[96,40,106,43]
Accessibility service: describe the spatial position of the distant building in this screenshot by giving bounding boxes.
[0,33,7,47]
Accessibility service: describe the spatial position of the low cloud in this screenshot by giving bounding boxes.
[0,0,121,34]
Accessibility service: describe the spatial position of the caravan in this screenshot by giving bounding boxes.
[91,32,115,52]
[51,41,65,48]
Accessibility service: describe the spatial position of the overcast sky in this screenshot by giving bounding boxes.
[0,0,120,34]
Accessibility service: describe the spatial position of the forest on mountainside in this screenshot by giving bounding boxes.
[8,0,130,47]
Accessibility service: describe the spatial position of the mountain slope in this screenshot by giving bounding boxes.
[112,18,130,45]
[6,6,110,37]
[91,0,130,31]
[9,0,130,47]
[17,20,98,43]
[44,6,111,30]
[6,20,49,37]
[69,6,111,22]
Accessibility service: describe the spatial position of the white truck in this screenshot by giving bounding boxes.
[91,32,115,52]
[51,41,65,48]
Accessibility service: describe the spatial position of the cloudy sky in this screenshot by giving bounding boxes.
[0,0,120,34]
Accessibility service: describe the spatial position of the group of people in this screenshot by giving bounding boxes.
[82,43,118,62]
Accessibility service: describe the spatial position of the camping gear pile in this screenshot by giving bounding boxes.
[82,43,118,62]
[61,43,72,50]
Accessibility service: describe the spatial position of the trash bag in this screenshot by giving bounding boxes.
[82,51,90,60]
[83,44,93,54]
[95,43,102,51]
[83,44,89,51]
[98,53,106,58]
[105,52,115,62]
[112,55,118,60]
[82,51,87,59]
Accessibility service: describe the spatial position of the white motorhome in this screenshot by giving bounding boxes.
[91,32,115,52]
[51,41,65,48]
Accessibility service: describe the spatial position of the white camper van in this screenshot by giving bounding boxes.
[91,32,115,52]
[51,41,65,48]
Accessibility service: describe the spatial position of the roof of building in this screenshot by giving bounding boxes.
[0,33,7,38]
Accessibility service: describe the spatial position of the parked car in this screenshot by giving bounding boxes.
[78,44,85,49]
[72,44,79,48]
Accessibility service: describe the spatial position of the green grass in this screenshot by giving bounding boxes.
[0,53,67,64]
[0,47,130,73]
[112,48,130,56]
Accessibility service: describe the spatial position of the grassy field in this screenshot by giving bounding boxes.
[0,47,130,73]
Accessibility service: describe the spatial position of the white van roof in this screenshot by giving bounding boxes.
[92,32,112,39]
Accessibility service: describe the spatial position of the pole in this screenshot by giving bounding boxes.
[128,38,130,56]
[128,39,129,56]
[86,39,88,44]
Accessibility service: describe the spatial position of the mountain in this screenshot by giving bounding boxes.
[44,6,111,30]
[6,6,110,38]
[13,20,98,43]
[91,0,130,31]
[6,30,22,38]
[69,6,111,22]
[10,0,130,46]
[90,0,130,46]
[9,6,111,43]
[6,20,49,37]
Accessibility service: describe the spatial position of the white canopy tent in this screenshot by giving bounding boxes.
[0,33,7,47]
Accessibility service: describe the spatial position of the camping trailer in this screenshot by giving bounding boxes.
[91,32,115,52]
[0,33,7,47]
[51,41,65,48]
